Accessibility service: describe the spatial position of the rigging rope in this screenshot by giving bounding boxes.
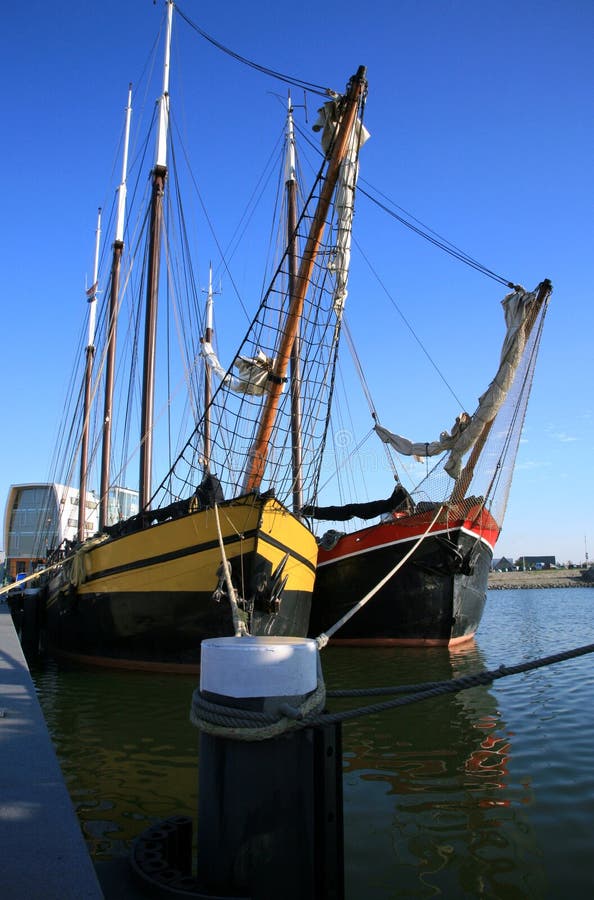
[291,118,520,289]
[175,5,334,98]
[358,185,516,288]
[352,238,466,410]
[212,503,248,637]
[342,318,400,481]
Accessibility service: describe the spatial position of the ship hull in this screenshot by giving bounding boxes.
[308,505,498,646]
[45,495,317,666]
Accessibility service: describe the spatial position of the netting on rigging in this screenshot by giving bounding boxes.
[150,165,343,510]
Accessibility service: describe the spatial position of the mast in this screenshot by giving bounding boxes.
[78,207,102,541]
[286,95,303,513]
[243,66,367,493]
[202,264,215,470]
[99,84,133,532]
[139,0,173,511]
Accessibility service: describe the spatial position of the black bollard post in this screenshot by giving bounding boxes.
[21,588,43,656]
[193,637,344,900]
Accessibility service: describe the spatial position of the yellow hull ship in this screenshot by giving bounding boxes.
[46,495,317,666]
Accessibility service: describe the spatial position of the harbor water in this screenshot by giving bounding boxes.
[31,587,594,899]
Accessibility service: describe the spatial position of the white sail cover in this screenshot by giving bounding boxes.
[374,285,538,480]
[313,100,370,316]
[201,342,280,396]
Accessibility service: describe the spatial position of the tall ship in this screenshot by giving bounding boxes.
[10,3,552,662]
[29,2,369,666]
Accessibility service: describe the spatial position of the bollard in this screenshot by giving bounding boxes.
[21,588,43,656]
[193,636,344,900]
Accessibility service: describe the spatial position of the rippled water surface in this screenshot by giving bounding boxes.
[32,587,594,898]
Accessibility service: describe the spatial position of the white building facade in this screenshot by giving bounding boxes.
[3,483,137,579]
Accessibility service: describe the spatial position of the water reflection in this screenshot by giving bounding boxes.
[322,644,542,898]
[31,590,594,899]
[32,659,198,859]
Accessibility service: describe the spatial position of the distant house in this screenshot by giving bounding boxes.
[492,556,515,572]
[517,555,557,570]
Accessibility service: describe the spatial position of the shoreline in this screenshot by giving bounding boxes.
[488,569,593,590]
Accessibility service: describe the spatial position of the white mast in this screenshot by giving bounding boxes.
[203,263,215,469]
[86,208,102,348]
[155,0,173,168]
[205,263,214,334]
[78,207,102,540]
[115,84,133,243]
[284,94,297,186]
[99,85,133,531]
[285,94,303,513]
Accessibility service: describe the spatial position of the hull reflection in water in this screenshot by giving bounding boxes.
[33,642,541,897]
[31,588,594,899]
[326,643,542,899]
[31,660,198,857]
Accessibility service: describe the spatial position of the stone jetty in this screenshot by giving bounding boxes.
[488,568,593,590]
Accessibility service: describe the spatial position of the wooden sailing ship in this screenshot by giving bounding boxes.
[306,278,552,645]
[39,1,369,666]
[19,3,552,661]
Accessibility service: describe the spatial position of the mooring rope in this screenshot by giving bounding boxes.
[212,503,248,637]
[190,641,594,740]
[190,677,327,741]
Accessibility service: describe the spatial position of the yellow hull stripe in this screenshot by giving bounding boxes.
[50,497,316,602]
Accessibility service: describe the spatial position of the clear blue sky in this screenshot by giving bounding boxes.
[1,0,593,564]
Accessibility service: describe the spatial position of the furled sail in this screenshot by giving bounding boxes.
[313,100,370,316]
[302,483,411,521]
[374,413,471,461]
[374,285,540,480]
[201,342,280,396]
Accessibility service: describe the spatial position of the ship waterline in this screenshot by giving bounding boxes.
[46,495,317,665]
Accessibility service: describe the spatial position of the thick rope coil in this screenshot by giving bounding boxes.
[190,677,327,742]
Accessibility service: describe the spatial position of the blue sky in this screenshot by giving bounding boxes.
[1,0,593,564]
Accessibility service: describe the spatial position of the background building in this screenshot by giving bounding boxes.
[3,483,137,579]
[517,555,557,570]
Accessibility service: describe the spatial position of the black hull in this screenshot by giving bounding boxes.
[308,528,492,645]
[42,495,316,668]
[44,587,312,667]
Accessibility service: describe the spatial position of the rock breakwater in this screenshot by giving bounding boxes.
[488,568,592,590]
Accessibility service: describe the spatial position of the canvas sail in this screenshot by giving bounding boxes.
[374,285,541,480]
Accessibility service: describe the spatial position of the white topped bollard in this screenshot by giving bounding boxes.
[200,635,319,709]
[192,636,344,900]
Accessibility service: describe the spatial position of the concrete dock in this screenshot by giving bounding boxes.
[0,603,103,899]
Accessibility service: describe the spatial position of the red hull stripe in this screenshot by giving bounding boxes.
[325,632,477,648]
[317,521,498,567]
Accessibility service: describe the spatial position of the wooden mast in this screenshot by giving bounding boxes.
[99,84,133,532]
[243,65,367,493]
[286,95,303,513]
[139,0,173,511]
[450,278,552,504]
[78,208,102,541]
